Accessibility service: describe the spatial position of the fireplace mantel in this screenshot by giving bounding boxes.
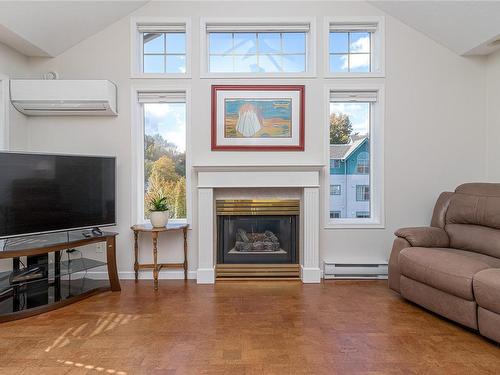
[195,165,321,284]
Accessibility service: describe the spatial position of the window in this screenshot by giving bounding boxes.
[356,211,370,218]
[356,152,369,174]
[138,91,187,220]
[330,211,341,219]
[327,86,384,227]
[131,18,190,77]
[329,31,371,73]
[142,31,186,74]
[326,17,385,77]
[202,19,316,76]
[356,185,370,202]
[331,159,341,169]
[208,32,306,73]
[330,185,341,195]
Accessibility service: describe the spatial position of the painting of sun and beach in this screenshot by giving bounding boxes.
[211,85,305,151]
[224,99,293,138]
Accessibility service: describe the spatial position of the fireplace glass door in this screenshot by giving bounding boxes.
[217,215,298,264]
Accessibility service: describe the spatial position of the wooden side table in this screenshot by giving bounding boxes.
[131,223,188,290]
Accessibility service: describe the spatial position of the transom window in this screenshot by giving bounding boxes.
[208,32,306,73]
[138,91,187,221]
[135,22,188,75]
[326,18,384,76]
[329,31,371,73]
[203,21,314,75]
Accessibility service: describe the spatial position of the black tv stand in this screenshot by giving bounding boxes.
[0,230,120,322]
[91,227,103,236]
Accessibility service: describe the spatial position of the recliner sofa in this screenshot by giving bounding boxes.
[389,183,500,343]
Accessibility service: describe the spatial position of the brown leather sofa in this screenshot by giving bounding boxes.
[389,183,500,343]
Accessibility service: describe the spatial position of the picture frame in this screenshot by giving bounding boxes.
[211,85,305,151]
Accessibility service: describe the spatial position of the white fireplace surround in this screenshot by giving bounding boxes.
[194,165,322,284]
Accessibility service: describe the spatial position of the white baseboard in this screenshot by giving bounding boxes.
[196,267,215,284]
[300,266,321,283]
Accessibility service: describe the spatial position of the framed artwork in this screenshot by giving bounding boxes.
[211,85,305,151]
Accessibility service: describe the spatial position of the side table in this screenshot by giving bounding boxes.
[131,223,188,290]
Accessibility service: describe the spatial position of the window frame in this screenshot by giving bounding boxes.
[324,82,385,229]
[200,17,317,78]
[131,84,192,226]
[130,17,191,79]
[324,16,385,78]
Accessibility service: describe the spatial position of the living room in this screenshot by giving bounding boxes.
[0,0,499,373]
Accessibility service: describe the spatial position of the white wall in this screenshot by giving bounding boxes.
[0,41,29,150]
[18,1,488,277]
[486,49,500,182]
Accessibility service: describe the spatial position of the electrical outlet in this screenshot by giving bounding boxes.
[96,243,105,254]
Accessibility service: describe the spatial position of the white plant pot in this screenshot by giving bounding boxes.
[150,211,169,228]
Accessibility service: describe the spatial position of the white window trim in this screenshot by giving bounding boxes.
[130,17,191,79]
[324,16,385,78]
[324,82,385,229]
[0,75,9,150]
[200,17,317,79]
[130,84,192,226]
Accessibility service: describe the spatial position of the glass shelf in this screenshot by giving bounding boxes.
[0,277,110,316]
[0,257,107,295]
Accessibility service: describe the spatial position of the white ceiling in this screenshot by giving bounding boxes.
[0,1,148,57]
[370,1,500,56]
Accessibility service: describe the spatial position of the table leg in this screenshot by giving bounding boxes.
[152,232,159,290]
[133,231,139,282]
[183,228,188,281]
[106,236,121,292]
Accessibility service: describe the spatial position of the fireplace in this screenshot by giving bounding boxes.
[216,200,300,279]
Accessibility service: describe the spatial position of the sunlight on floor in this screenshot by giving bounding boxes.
[56,359,127,374]
[44,312,141,352]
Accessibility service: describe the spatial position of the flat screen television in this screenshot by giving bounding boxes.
[0,152,116,239]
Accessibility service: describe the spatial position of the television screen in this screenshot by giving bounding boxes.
[0,152,116,239]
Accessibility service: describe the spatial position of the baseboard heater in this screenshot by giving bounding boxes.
[323,262,388,279]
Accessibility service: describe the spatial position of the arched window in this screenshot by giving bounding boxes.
[356,151,369,174]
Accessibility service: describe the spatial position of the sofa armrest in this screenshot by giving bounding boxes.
[394,227,449,248]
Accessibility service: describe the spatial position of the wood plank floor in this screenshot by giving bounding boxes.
[0,280,499,374]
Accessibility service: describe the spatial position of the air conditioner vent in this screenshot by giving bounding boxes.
[10,80,117,116]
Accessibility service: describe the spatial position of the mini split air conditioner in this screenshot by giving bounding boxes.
[10,79,117,116]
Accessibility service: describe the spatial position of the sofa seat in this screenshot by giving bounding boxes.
[474,269,500,314]
[399,247,500,300]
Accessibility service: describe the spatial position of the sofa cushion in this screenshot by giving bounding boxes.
[399,247,500,300]
[446,192,500,229]
[473,268,500,314]
[446,224,500,259]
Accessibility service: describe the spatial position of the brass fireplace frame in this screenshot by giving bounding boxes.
[216,199,300,280]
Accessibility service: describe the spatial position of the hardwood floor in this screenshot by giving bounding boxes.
[0,280,499,374]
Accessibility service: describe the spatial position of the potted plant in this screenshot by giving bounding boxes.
[148,195,169,228]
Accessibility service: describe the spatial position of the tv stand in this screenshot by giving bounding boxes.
[91,227,103,236]
[0,231,120,322]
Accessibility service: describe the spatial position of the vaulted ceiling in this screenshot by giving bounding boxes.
[369,1,500,55]
[0,1,499,58]
[0,1,148,57]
